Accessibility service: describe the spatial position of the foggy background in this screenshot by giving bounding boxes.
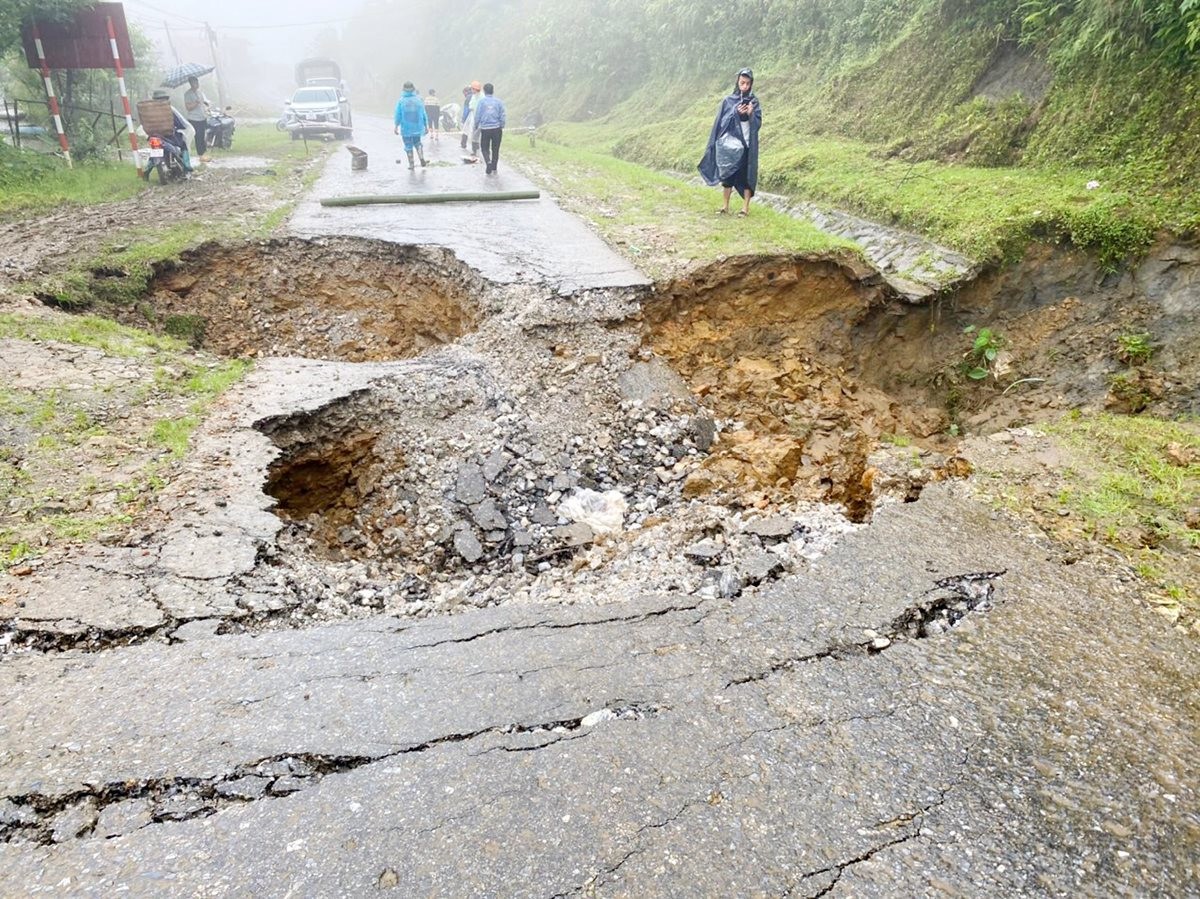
[121,0,498,115]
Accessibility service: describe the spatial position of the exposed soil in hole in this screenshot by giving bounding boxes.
[262,399,385,553]
[850,239,1200,431]
[645,239,1200,525]
[645,254,956,521]
[134,237,483,362]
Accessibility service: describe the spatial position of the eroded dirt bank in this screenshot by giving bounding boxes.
[137,238,483,361]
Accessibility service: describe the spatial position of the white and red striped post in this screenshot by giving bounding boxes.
[30,21,71,167]
[106,15,140,175]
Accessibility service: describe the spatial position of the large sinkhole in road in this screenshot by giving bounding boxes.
[256,252,974,626]
[142,237,481,361]
[645,255,958,521]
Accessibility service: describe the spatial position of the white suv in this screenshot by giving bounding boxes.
[283,86,352,140]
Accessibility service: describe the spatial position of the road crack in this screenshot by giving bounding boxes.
[1,703,663,846]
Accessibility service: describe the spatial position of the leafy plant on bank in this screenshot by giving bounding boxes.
[962,324,1005,381]
[1116,332,1154,366]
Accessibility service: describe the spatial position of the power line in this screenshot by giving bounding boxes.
[123,0,206,26]
[222,18,356,30]
[124,0,357,31]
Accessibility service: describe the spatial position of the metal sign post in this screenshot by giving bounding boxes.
[106,14,140,174]
[29,21,72,166]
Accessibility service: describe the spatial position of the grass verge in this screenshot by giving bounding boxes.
[0,144,144,217]
[1048,413,1200,622]
[507,139,850,278]
[0,324,251,569]
[28,122,331,310]
[538,116,1168,271]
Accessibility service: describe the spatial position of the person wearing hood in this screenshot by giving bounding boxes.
[461,81,482,156]
[394,81,429,170]
[698,67,762,216]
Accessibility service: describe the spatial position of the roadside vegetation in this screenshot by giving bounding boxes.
[975,412,1200,628]
[346,0,1200,270]
[0,314,251,569]
[509,140,849,278]
[29,122,328,310]
[1050,414,1200,609]
[0,143,146,215]
[0,117,318,569]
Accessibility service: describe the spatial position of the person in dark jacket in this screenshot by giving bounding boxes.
[698,67,762,217]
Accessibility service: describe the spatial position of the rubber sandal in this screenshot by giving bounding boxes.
[716,208,728,215]
[736,210,748,217]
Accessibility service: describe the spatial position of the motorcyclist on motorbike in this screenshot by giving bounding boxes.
[150,90,193,173]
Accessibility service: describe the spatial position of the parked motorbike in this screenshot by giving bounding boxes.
[143,133,189,184]
[206,106,236,151]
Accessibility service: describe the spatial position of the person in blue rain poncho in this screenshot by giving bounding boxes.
[698,67,762,217]
[393,81,429,170]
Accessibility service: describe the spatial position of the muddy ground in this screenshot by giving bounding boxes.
[0,123,1197,895]
[2,134,1198,632]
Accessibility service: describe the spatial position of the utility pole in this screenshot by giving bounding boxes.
[204,22,228,108]
[163,21,181,66]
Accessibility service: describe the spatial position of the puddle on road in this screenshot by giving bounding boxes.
[201,155,275,170]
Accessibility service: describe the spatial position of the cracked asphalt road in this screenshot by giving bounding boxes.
[1,127,1198,897]
[3,490,1197,896]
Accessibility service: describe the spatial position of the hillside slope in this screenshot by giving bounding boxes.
[348,0,1199,265]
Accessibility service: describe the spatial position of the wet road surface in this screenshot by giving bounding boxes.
[290,114,648,291]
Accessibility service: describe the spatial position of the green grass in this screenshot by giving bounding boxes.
[0,152,144,217]
[150,415,200,457]
[229,122,316,158]
[0,313,186,356]
[1047,412,1200,609]
[22,123,333,311]
[45,512,132,542]
[536,118,1160,270]
[0,313,251,566]
[508,140,849,277]
[183,359,251,403]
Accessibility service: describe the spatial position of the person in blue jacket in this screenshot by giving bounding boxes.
[472,82,507,175]
[393,81,429,170]
[698,67,762,217]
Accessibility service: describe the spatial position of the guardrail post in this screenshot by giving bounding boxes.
[30,22,71,166]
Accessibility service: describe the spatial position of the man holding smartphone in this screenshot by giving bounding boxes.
[698,67,762,217]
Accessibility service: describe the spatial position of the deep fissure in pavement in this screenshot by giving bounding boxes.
[0,703,663,845]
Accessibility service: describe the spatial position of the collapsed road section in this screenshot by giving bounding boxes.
[2,230,1198,896]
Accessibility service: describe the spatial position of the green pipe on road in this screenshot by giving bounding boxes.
[320,191,540,207]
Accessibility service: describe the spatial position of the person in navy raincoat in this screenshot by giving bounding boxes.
[698,67,762,216]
